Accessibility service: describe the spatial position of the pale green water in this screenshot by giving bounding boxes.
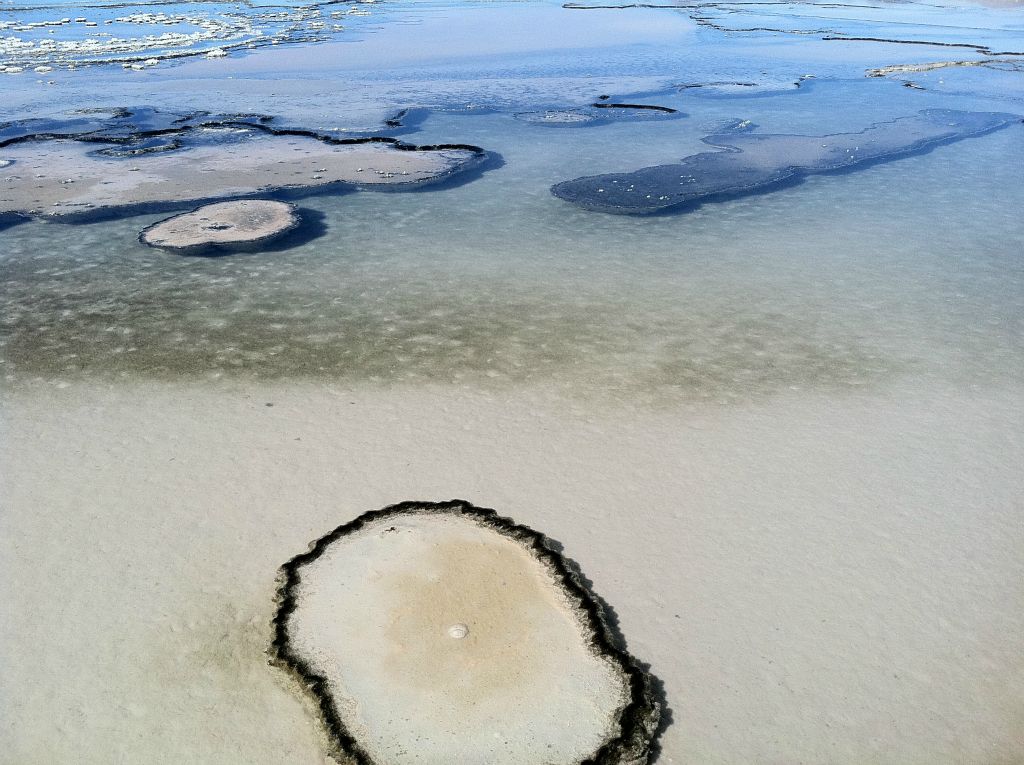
[3,76,1023,401]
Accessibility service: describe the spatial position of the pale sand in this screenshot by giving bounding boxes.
[0,137,478,219]
[1,380,1022,764]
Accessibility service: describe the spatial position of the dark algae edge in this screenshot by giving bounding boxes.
[592,103,678,113]
[270,499,663,765]
[0,108,488,158]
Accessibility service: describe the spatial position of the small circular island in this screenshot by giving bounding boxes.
[139,199,301,255]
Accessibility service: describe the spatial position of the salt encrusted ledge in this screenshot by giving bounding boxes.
[272,500,662,765]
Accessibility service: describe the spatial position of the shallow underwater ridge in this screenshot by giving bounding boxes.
[273,500,662,765]
[551,109,1023,214]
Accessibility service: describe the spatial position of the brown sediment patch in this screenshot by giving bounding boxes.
[0,250,901,397]
[0,135,481,220]
[272,500,661,765]
[139,200,301,255]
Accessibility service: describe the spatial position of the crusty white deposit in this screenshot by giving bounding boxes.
[285,511,629,765]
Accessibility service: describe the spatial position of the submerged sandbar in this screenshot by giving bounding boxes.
[551,109,1022,214]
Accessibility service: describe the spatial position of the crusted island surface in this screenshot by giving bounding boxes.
[0,129,483,221]
[273,500,661,765]
[139,200,301,254]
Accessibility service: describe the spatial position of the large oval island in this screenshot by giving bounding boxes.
[273,500,661,765]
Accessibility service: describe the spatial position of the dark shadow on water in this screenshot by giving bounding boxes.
[382,106,432,133]
[381,150,506,194]
[0,213,28,232]
[420,149,506,191]
[259,207,328,253]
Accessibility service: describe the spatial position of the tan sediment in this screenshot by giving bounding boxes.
[139,199,300,253]
[0,135,478,219]
[278,507,644,765]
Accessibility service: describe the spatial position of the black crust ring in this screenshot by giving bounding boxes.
[271,499,661,765]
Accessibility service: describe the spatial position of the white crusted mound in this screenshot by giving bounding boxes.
[140,200,300,254]
[279,508,637,765]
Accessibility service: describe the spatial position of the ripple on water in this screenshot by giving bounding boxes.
[0,0,380,71]
[0,240,902,400]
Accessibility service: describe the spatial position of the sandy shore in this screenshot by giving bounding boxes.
[2,378,1022,764]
